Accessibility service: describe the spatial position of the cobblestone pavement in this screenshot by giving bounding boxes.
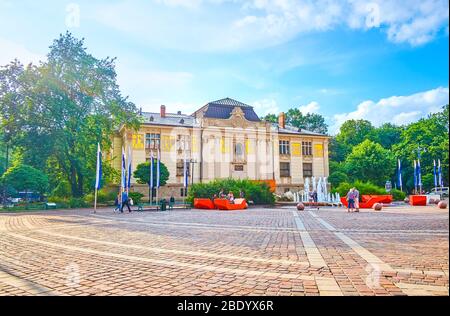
[0,204,448,296]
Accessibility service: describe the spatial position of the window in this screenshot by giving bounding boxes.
[180,188,188,197]
[234,143,244,160]
[176,135,190,151]
[146,133,160,150]
[279,140,290,155]
[280,162,290,177]
[176,160,190,177]
[302,141,312,156]
[303,163,313,177]
[284,188,290,193]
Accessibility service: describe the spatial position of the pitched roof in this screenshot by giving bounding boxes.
[141,112,194,127]
[274,123,328,136]
[198,98,261,122]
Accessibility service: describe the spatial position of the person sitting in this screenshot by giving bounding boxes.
[227,191,235,203]
[219,189,225,198]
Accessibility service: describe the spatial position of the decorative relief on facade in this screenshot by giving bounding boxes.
[291,143,301,157]
[245,139,252,154]
[132,134,145,149]
[314,143,324,157]
[161,135,175,152]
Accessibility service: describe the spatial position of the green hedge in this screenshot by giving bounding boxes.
[84,188,118,205]
[186,179,275,205]
[333,180,387,197]
[390,189,406,201]
[128,192,144,204]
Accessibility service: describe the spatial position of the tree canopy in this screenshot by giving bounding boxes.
[263,108,328,134]
[329,105,449,191]
[133,161,170,187]
[0,32,141,197]
[2,164,49,195]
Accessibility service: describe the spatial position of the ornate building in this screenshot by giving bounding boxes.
[111,98,330,198]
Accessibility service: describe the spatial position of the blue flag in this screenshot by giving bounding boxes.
[183,147,188,189]
[397,159,402,191]
[438,159,443,187]
[417,159,422,187]
[156,149,160,188]
[413,160,417,190]
[95,143,102,190]
[150,151,154,189]
[433,160,437,188]
[127,146,132,190]
[121,147,127,191]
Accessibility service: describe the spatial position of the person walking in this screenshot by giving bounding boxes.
[353,187,360,212]
[113,193,120,212]
[346,188,356,213]
[120,191,132,213]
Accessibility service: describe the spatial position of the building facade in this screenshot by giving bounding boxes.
[111,98,330,198]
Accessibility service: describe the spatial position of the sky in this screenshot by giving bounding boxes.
[0,0,448,134]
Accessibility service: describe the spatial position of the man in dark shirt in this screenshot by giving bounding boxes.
[120,191,132,213]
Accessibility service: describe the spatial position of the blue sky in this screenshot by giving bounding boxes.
[0,0,448,133]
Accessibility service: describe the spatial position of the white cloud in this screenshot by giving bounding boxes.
[299,101,320,114]
[330,86,449,134]
[252,98,280,116]
[0,37,44,66]
[89,0,448,52]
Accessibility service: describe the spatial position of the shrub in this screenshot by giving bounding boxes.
[69,197,88,208]
[333,181,387,197]
[328,171,349,187]
[46,196,69,208]
[84,188,118,205]
[390,189,406,201]
[186,178,275,205]
[51,180,72,198]
[128,192,144,204]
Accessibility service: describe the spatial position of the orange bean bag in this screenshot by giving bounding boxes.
[193,198,216,209]
[409,195,427,206]
[213,198,247,210]
[341,196,387,209]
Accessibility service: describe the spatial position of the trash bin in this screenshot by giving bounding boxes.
[160,199,167,211]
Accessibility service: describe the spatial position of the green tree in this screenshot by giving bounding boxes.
[0,32,141,197]
[262,113,277,123]
[328,171,349,187]
[345,139,395,186]
[133,161,170,187]
[336,119,374,147]
[392,105,449,192]
[2,164,49,198]
[285,108,328,134]
[369,123,403,149]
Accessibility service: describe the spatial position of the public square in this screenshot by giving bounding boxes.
[0,205,448,296]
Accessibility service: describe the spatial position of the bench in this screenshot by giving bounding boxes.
[45,202,57,210]
[169,201,190,210]
[136,203,158,212]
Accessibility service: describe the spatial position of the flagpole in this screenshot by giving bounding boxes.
[94,143,101,214]
[156,148,160,206]
[150,150,153,204]
[183,138,187,208]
